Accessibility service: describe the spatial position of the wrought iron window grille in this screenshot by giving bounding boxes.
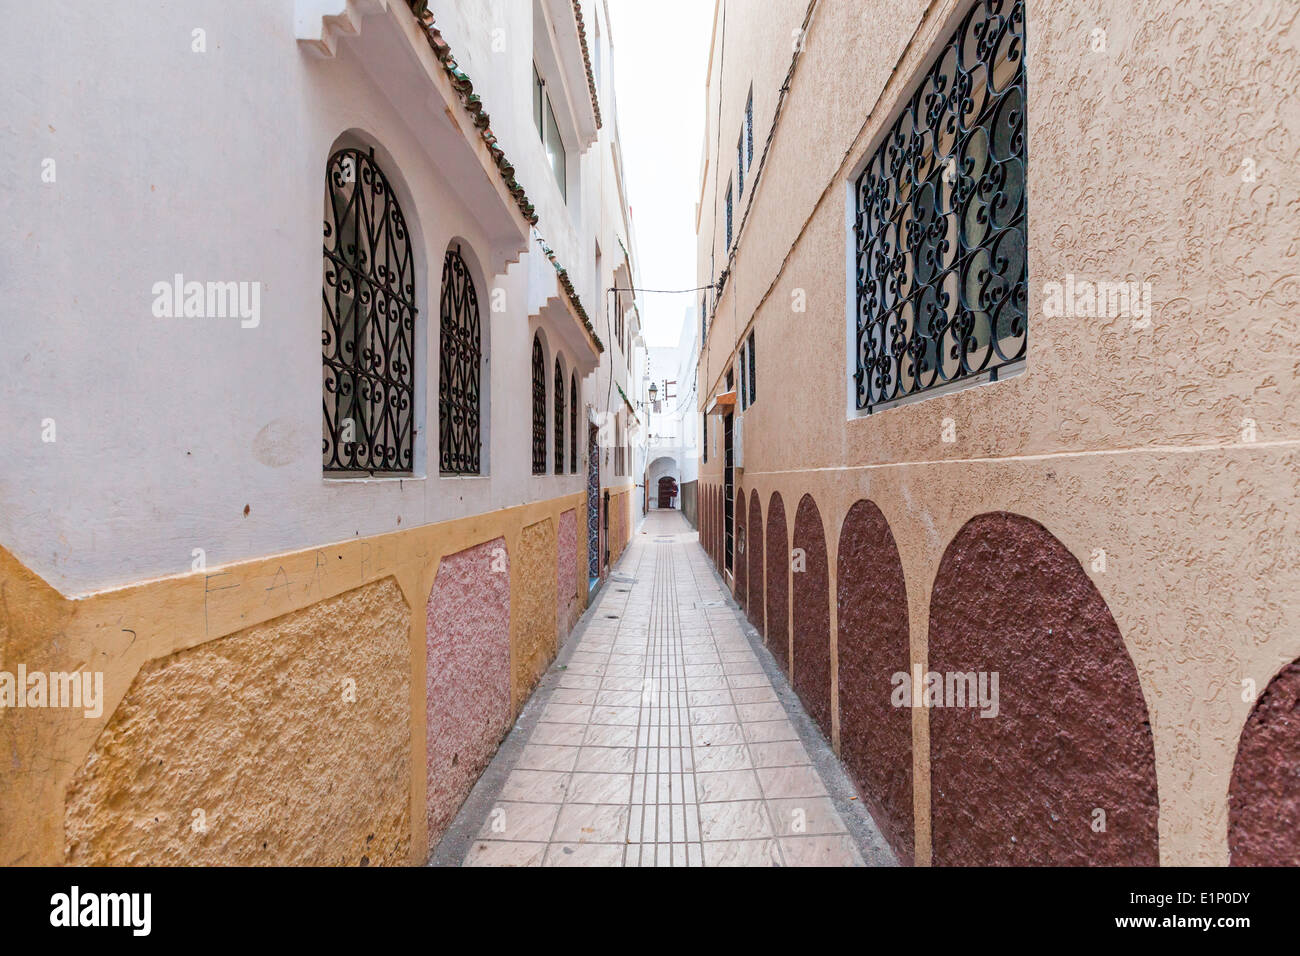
[569,374,578,473]
[737,136,745,198]
[747,329,757,405]
[531,334,547,474]
[725,182,733,250]
[322,146,417,474]
[852,0,1027,415]
[745,89,754,168]
[439,244,482,475]
[554,358,565,474]
[739,345,748,410]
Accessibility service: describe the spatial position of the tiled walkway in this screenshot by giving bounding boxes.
[434,509,895,867]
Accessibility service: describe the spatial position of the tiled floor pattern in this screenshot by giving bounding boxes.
[461,510,864,866]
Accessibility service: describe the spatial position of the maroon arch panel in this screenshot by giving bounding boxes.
[710,486,717,563]
[1229,658,1300,865]
[707,486,717,561]
[837,500,914,864]
[928,512,1159,866]
[714,485,720,566]
[711,486,718,563]
[707,489,717,564]
[715,487,723,574]
[734,487,747,609]
[747,491,764,636]
[704,486,711,560]
[766,492,789,673]
[702,486,710,556]
[791,494,832,738]
[704,485,712,560]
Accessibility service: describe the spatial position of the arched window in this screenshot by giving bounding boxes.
[439,244,481,475]
[569,373,578,473]
[322,146,416,473]
[531,333,546,474]
[553,357,565,474]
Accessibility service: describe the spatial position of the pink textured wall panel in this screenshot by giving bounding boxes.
[426,537,512,849]
[1229,657,1300,866]
[928,513,1158,866]
[557,509,578,636]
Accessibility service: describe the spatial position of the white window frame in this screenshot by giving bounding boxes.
[533,61,568,202]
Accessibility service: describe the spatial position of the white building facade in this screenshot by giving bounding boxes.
[1,0,641,866]
[640,307,700,522]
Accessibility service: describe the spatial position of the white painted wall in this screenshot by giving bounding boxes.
[0,0,638,593]
[637,303,698,506]
[674,309,701,487]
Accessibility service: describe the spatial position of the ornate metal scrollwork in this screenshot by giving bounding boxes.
[322,146,416,472]
[532,334,547,474]
[569,374,578,474]
[853,0,1027,413]
[439,245,481,475]
[554,358,565,474]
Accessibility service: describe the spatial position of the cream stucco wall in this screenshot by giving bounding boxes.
[695,0,1300,865]
[0,0,638,866]
[0,0,639,596]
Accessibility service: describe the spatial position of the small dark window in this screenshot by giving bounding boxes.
[747,329,756,405]
[322,146,416,474]
[725,182,733,250]
[531,333,546,474]
[739,344,748,410]
[737,135,745,199]
[745,88,754,168]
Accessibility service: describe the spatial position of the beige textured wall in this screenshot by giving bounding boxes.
[0,492,587,865]
[513,517,559,710]
[66,579,412,866]
[607,488,634,565]
[698,0,1300,865]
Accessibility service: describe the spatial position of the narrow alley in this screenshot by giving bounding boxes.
[4,0,1297,912]
[433,510,895,867]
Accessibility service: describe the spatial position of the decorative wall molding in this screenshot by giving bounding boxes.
[294,0,388,58]
[541,0,601,151]
[406,1,540,228]
[536,235,605,355]
[570,0,603,130]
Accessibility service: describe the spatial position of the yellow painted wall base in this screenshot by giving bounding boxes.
[0,492,588,866]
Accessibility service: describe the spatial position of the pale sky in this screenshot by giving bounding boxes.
[607,0,713,349]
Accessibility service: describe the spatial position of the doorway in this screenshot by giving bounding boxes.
[724,411,734,573]
[587,422,600,582]
[657,475,678,509]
